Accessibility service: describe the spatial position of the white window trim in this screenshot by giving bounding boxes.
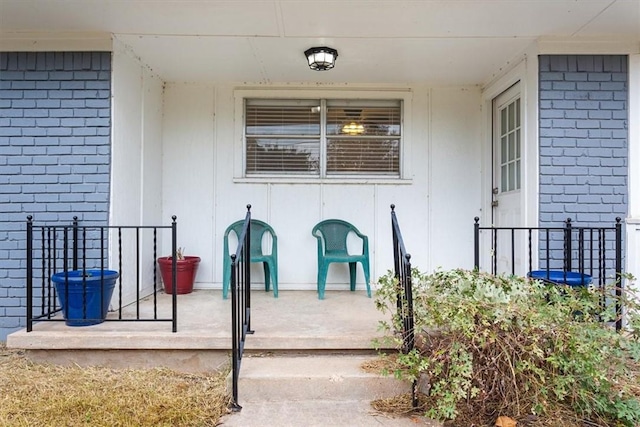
[233,88,413,184]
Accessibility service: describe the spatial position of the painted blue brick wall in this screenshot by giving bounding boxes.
[539,55,628,225]
[538,55,627,272]
[0,52,112,340]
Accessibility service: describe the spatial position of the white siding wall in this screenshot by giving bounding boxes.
[429,87,483,270]
[626,219,640,322]
[160,83,483,291]
[111,39,164,302]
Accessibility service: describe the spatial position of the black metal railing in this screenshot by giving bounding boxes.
[390,204,418,408]
[473,217,623,330]
[230,205,253,412]
[26,215,179,332]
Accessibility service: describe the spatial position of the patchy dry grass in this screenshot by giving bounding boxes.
[0,342,231,426]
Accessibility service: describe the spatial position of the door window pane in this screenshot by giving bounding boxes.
[501,136,507,164]
[508,163,515,192]
[501,165,508,192]
[498,97,522,193]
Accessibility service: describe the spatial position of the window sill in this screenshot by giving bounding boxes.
[233,177,413,185]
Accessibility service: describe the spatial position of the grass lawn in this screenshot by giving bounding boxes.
[0,342,231,426]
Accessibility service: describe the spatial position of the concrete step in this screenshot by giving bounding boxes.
[220,399,440,427]
[235,354,409,403]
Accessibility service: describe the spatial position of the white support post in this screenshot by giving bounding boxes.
[625,54,640,324]
[629,54,640,219]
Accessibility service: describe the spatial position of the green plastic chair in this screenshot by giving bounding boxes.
[222,219,278,299]
[311,219,371,300]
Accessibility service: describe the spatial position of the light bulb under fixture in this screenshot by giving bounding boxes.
[342,122,364,135]
[304,46,338,71]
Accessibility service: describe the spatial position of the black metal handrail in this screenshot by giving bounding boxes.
[473,217,623,330]
[26,215,178,332]
[390,204,418,408]
[230,205,253,412]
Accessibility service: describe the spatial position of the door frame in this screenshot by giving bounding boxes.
[480,54,540,270]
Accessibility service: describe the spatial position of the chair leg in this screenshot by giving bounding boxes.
[271,261,278,298]
[222,260,230,300]
[349,262,357,292]
[263,261,278,298]
[317,263,328,300]
[263,262,271,292]
[362,261,371,298]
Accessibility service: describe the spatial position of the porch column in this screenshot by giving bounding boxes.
[629,54,640,218]
[626,53,640,311]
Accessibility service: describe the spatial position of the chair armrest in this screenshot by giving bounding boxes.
[270,232,278,258]
[360,234,369,256]
[312,230,326,256]
[350,229,369,256]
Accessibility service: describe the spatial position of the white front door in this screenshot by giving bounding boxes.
[492,83,524,275]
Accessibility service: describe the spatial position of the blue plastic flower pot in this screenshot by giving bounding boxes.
[528,270,592,288]
[51,269,119,326]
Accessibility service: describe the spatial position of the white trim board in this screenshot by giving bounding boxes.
[0,32,112,51]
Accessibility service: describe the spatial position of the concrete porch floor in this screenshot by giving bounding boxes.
[7,288,397,372]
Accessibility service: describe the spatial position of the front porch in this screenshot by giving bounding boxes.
[7,288,389,372]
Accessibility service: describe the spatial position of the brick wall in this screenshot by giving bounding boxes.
[0,52,112,340]
[538,55,627,274]
[539,55,628,226]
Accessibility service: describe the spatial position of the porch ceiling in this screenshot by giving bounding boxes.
[1,0,639,85]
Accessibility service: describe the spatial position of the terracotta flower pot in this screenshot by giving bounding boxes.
[157,256,201,294]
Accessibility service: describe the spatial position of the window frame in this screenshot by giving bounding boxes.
[233,89,413,184]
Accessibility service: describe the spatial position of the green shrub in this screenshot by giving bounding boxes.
[374,269,640,425]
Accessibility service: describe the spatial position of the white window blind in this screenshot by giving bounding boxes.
[326,101,400,175]
[244,99,401,177]
[245,100,320,174]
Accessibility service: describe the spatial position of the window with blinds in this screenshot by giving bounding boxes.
[245,99,401,177]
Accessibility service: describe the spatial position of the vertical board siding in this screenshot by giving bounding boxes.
[538,55,628,268]
[0,52,112,340]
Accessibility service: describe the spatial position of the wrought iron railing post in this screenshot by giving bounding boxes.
[26,216,33,332]
[402,254,415,353]
[153,227,158,318]
[615,217,622,331]
[230,253,241,411]
[391,205,402,316]
[564,218,572,272]
[492,228,498,275]
[404,253,417,408]
[510,228,515,276]
[473,217,480,270]
[135,227,141,318]
[245,204,252,333]
[171,215,178,333]
[72,216,78,271]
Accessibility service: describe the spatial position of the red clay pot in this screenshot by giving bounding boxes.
[157,256,201,294]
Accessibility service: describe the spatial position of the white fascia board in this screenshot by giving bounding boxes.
[538,38,640,55]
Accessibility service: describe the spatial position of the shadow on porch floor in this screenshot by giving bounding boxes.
[7,289,395,372]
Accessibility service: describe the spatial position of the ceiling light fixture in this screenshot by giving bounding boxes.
[304,46,338,71]
[342,122,364,135]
